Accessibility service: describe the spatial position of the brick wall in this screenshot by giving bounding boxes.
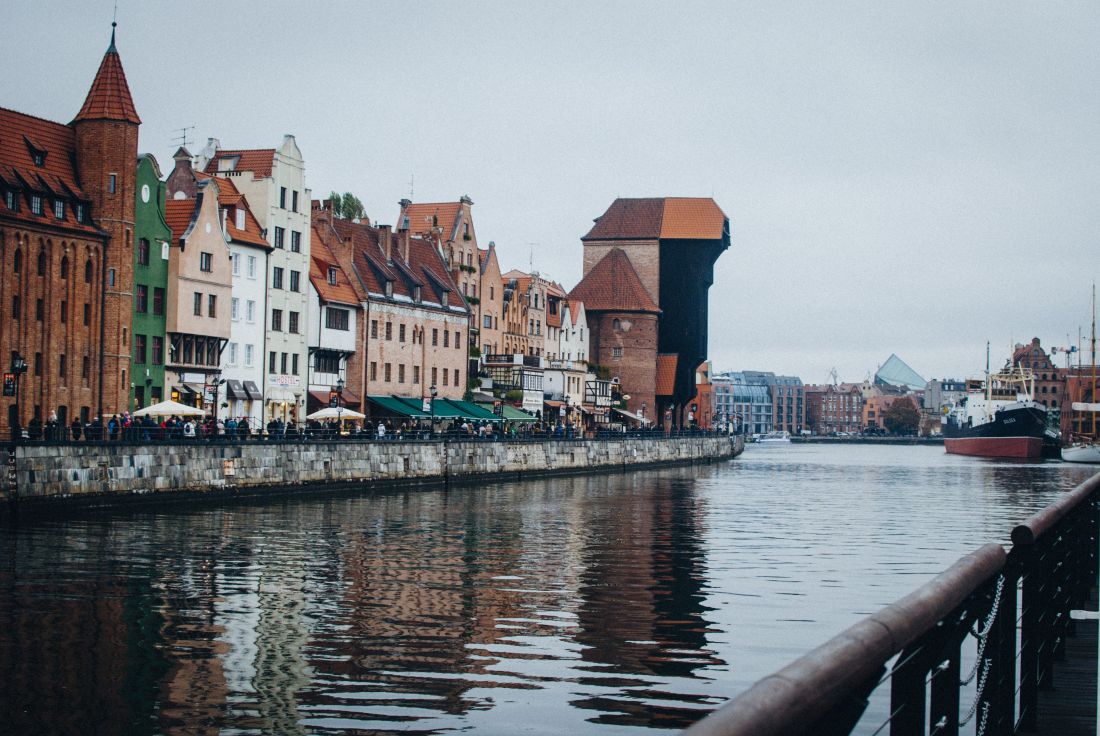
[590,311,658,417]
[582,239,661,306]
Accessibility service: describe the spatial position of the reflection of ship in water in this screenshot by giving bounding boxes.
[573,474,724,729]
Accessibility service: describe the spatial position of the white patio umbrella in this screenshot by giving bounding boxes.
[132,399,206,417]
[306,406,366,421]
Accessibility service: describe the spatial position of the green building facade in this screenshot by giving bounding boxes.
[131,154,171,410]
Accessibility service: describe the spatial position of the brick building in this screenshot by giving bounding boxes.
[1010,337,1066,427]
[1,28,139,432]
[805,383,864,435]
[574,198,729,427]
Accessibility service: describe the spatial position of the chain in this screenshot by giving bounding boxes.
[963,575,1004,685]
[960,657,991,726]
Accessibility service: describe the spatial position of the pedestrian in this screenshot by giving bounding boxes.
[377,421,386,440]
[71,418,82,441]
[108,414,120,441]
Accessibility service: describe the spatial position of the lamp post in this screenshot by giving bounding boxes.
[429,384,438,436]
[8,353,28,439]
[334,377,345,433]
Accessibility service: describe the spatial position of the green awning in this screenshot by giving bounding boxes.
[391,396,468,419]
[367,395,430,418]
[501,405,539,422]
[450,400,501,421]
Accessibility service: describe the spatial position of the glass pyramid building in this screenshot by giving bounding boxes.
[874,354,927,391]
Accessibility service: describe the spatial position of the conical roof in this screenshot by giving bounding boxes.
[72,26,140,125]
[568,248,660,314]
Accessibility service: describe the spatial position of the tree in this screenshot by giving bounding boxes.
[327,191,366,221]
[883,397,920,435]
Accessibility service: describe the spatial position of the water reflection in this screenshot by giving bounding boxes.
[0,446,1094,735]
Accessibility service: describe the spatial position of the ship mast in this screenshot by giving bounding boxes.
[1091,283,1096,437]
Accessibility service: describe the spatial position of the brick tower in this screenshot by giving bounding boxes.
[71,23,140,418]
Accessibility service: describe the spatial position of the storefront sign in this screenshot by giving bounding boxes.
[2,373,14,397]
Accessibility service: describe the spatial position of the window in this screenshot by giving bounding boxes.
[385,321,392,340]
[274,227,285,248]
[315,352,340,374]
[108,268,115,287]
[279,187,287,209]
[135,284,148,313]
[193,292,202,316]
[327,267,337,285]
[443,369,448,386]
[413,285,421,302]
[612,347,623,359]
[13,249,21,272]
[455,331,461,348]
[483,315,492,329]
[135,334,147,364]
[272,267,284,289]
[53,199,65,219]
[108,173,117,194]
[384,363,392,382]
[246,300,256,323]
[290,270,300,292]
[75,203,85,223]
[152,337,163,365]
[290,231,301,252]
[4,190,17,211]
[413,365,420,384]
[82,356,90,379]
[11,296,19,320]
[83,303,90,326]
[399,324,406,342]
[61,300,68,323]
[37,250,46,276]
[36,298,43,321]
[269,351,277,373]
[370,320,378,338]
[208,294,216,318]
[326,307,349,331]
[292,353,299,375]
[199,252,213,272]
[231,297,240,320]
[281,353,288,374]
[444,330,449,348]
[454,368,459,387]
[34,352,41,376]
[138,239,150,266]
[289,311,299,334]
[292,191,299,212]
[235,208,245,231]
[231,253,240,275]
[370,362,377,381]
[432,367,438,386]
[84,259,93,283]
[398,364,405,383]
[432,328,438,346]
[271,309,282,331]
[31,194,43,215]
[228,342,238,365]
[59,354,66,379]
[490,286,494,300]
[153,287,165,315]
[244,344,253,367]
[247,255,257,278]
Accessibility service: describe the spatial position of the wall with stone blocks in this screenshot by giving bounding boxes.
[9,436,742,505]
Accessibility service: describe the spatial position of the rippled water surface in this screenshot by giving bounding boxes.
[1,445,1095,735]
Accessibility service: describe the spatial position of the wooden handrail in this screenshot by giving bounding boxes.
[1011,472,1100,545]
[684,543,1006,736]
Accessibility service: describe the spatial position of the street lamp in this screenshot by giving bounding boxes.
[429,383,438,436]
[334,377,345,431]
[8,352,28,438]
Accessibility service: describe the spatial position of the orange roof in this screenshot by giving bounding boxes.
[309,233,360,306]
[400,201,462,240]
[193,172,270,249]
[72,39,140,125]
[568,248,660,314]
[582,197,726,241]
[165,199,198,242]
[656,354,678,396]
[203,149,276,179]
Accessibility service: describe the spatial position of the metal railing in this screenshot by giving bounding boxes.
[685,471,1100,736]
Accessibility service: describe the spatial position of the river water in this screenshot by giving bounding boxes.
[0,444,1095,735]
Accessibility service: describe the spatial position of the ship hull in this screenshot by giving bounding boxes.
[945,436,1043,460]
[943,404,1048,460]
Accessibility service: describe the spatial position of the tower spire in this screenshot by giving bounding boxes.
[109,21,117,52]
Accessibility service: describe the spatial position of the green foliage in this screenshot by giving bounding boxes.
[504,389,523,403]
[883,397,920,435]
[328,191,366,221]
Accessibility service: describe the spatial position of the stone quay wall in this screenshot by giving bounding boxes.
[7,435,742,511]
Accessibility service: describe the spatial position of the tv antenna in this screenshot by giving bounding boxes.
[173,125,196,150]
[408,174,415,200]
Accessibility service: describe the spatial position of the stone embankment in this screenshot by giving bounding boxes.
[5,435,742,512]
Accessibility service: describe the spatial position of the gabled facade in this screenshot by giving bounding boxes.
[805,383,864,435]
[503,270,550,357]
[163,179,233,411]
[0,28,139,432]
[500,275,529,358]
[307,231,360,413]
[477,242,504,358]
[200,136,311,423]
[558,301,589,365]
[131,153,171,411]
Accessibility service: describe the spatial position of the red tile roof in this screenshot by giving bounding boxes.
[400,202,461,240]
[568,248,660,314]
[203,149,276,179]
[309,233,360,306]
[656,354,679,396]
[582,197,727,241]
[0,107,101,235]
[165,199,198,242]
[72,46,141,125]
[194,172,270,249]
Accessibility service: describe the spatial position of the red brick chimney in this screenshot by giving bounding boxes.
[400,228,410,264]
[380,224,392,263]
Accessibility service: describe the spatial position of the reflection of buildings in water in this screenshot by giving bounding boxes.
[251,552,310,736]
[572,473,723,728]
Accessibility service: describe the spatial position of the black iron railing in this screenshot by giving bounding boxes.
[685,472,1100,736]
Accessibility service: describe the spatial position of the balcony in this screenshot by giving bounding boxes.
[485,353,543,368]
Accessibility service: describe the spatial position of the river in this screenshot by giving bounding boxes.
[0,444,1095,735]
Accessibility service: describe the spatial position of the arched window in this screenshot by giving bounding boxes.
[612,318,621,330]
[60,255,69,279]
[37,249,46,276]
[13,249,21,273]
[85,259,93,284]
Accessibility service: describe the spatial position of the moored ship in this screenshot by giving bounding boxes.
[942,363,1049,460]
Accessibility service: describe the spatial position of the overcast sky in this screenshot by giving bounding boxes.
[4,1,1098,384]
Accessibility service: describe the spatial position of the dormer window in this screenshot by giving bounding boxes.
[235,208,245,230]
[30,194,43,215]
[217,155,239,172]
[75,203,85,223]
[53,199,65,219]
[4,190,18,212]
[413,285,422,302]
[385,280,393,298]
[327,267,337,285]
[441,291,449,308]
[33,152,45,166]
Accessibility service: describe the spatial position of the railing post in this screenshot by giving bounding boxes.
[986,564,1018,736]
[928,628,963,736]
[1018,543,1040,732]
[889,642,928,736]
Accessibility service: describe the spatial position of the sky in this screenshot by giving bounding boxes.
[3,1,1098,385]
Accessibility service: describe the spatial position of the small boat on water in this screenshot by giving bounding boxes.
[1063,286,1099,463]
[756,430,791,443]
[942,347,1049,460]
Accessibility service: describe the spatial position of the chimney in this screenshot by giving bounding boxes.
[400,228,410,264]
[380,224,392,263]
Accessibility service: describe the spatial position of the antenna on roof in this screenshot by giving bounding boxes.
[526,242,538,274]
[173,125,196,150]
[408,173,415,200]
